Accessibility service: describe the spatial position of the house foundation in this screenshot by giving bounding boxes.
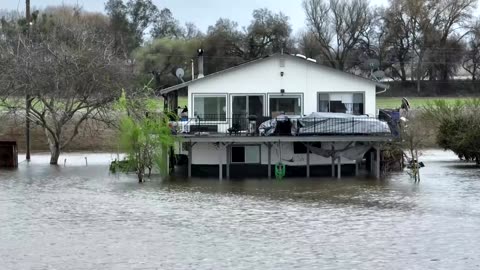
[178,135,389,180]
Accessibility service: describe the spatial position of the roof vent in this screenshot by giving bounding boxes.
[307,58,317,63]
[295,54,307,59]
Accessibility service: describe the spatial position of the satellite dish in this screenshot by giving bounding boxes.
[366,59,380,70]
[176,68,185,82]
[372,70,385,80]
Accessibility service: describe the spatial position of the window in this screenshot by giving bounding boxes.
[232,95,264,117]
[269,94,302,117]
[318,93,364,115]
[232,95,264,130]
[231,146,260,163]
[193,95,226,121]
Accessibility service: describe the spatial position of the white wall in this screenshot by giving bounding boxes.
[190,142,355,166]
[188,55,377,117]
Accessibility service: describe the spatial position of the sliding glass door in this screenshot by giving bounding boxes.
[232,95,264,130]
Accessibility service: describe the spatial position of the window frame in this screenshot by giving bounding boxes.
[317,92,365,115]
[230,144,262,164]
[191,93,228,123]
[229,93,266,118]
[267,93,304,117]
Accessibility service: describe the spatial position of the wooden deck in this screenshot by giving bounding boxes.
[178,134,393,143]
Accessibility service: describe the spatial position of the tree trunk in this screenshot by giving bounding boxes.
[49,142,61,165]
[399,62,407,82]
[45,128,61,165]
[137,166,145,183]
[416,60,422,93]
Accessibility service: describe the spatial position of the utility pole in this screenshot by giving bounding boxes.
[25,0,31,161]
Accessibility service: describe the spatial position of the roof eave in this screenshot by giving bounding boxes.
[159,81,192,95]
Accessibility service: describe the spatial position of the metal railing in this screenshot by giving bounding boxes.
[173,114,394,137]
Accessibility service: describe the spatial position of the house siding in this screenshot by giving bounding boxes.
[187,55,377,118]
[190,142,355,166]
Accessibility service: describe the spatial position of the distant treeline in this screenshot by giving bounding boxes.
[3,0,480,92]
[2,0,480,163]
[385,80,480,97]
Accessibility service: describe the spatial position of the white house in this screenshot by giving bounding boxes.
[160,53,391,180]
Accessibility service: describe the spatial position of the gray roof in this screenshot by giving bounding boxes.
[159,54,389,95]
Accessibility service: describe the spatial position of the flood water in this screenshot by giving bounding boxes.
[1,151,480,269]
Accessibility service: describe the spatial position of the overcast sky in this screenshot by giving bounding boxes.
[1,0,391,33]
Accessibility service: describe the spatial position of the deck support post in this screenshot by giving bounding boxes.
[337,156,342,179]
[226,144,231,180]
[376,147,381,179]
[331,144,335,178]
[218,143,223,181]
[355,160,360,176]
[267,143,272,180]
[370,151,375,177]
[187,142,193,178]
[305,143,310,178]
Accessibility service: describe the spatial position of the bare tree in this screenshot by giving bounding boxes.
[0,8,132,164]
[303,0,373,70]
[381,0,415,81]
[428,0,476,81]
[463,19,480,80]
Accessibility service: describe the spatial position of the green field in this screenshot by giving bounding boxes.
[376,97,473,109]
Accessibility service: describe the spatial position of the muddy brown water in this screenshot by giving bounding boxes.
[1,151,480,269]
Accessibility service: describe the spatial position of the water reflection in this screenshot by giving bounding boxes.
[1,150,480,269]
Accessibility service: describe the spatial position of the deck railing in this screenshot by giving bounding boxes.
[173,114,394,137]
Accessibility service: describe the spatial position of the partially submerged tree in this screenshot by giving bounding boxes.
[0,8,132,164]
[113,91,176,182]
[423,99,480,164]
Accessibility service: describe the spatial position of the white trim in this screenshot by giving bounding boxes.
[191,93,228,122]
[267,93,304,116]
[317,91,366,115]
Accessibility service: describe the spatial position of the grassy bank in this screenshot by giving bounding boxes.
[0,114,119,152]
[377,97,471,109]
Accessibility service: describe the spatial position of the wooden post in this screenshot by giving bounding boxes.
[376,147,381,179]
[306,143,310,178]
[331,144,335,178]
[337,156,342,179]
[267,143,272,180]
[226,144,231,180]
[218,143,223,181]
[370,151,375,177]
[187,142,192,178]
[25,0,31,162]
[355,160,359,176]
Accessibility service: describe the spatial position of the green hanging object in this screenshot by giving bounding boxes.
[275,162,286,180]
